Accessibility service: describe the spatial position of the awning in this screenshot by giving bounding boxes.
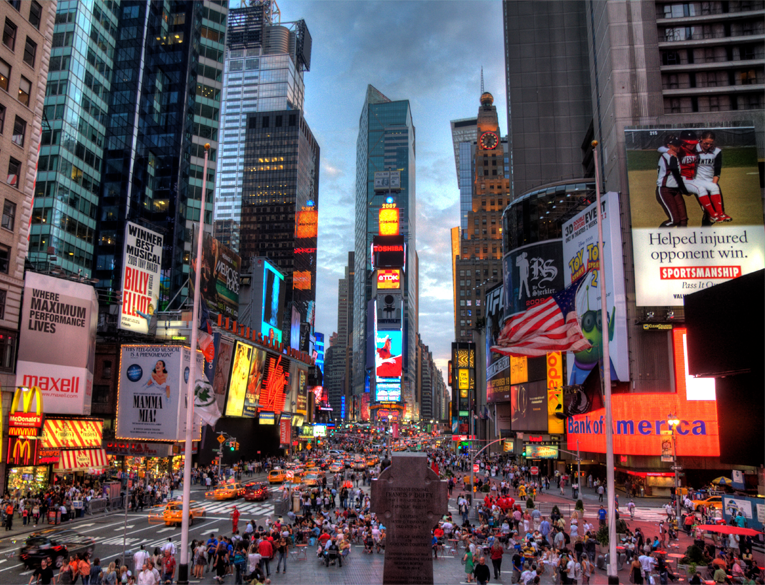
[53,448,108,474]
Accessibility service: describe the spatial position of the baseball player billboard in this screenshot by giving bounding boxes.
[624,125,764,306]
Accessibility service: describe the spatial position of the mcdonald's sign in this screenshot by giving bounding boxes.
[9,386,43,429]
[7,437,38,466]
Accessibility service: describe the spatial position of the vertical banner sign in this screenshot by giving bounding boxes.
[503,240,564,321]
[624,126,765,306]
[190,229,241,319]
[546,352,564,434]
[279,418,291,446]
[119,222,163,333]
[16,273,97,416]
[562,193,630,384]
[486,284,511,403]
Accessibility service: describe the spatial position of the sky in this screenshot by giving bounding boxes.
[277,0,508,379]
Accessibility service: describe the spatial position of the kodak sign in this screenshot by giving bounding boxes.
[9,386,44,429]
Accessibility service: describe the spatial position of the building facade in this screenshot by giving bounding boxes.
[0,0,56,392]
[213,1,311,230]
[451,93,508,344]
[352,85,417,418]
[239,109,319,352]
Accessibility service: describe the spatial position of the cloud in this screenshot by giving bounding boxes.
[279,0,506,374]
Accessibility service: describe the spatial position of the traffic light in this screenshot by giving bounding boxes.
[230,441,235,451]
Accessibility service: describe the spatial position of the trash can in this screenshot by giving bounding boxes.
[47,510,61,525]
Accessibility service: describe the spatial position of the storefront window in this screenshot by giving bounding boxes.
[7,466,48,493]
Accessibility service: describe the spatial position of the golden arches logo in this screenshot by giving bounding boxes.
[11,438,33,465]
[9,386,43,428]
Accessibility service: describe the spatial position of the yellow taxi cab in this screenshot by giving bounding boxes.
[268,468,286,484]
[150,500,207,527]
[304,460,316,469]
[205,481,244,501]
[366,455,379,467]
[691,495,722,511]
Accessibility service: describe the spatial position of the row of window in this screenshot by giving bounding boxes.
[666,93,762,112]
[0,58,31,106]
[3,17,37,66]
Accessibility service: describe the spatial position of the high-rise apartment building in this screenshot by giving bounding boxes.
[0,0,56,390]
[352,85,417,419]
[31,1,229,312]
[450,118,478,232]
[451,93,508,343]
[238,108,319,351]
[213,1,311,230]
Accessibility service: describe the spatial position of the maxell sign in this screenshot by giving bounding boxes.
[16,272,98,415]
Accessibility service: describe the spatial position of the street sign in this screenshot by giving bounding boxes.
[473,463,480,473]
[217,434,226,444]
[530,466,539,475]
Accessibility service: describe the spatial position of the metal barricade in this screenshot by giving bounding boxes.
[88,498,108,515]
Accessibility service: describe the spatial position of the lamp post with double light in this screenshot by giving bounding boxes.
[668,414,682,523]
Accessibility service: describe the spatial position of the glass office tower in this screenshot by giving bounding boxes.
[352,85,417,416]
[31,0,228,312]
[213,2,310,234]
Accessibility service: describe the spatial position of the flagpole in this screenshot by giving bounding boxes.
[178,143,210,585]
[592,140,618,584]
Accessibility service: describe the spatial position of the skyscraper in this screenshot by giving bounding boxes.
[213,1,311,231]
[451,93,508,343]
[238,108,319,352]
[0,0,56,390]
[32,0,229,312]
[352,85,417,419]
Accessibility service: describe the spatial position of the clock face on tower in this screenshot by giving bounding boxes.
[480,131,499,150]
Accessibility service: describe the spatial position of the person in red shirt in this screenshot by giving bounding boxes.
[257,538,273,577]
[161,549,176,584]
[231,507,240,534]
[318,531,331,548]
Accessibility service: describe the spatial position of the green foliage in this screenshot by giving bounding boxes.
[526,498,535,509]
[481,484,490,493]
[596,524,609,547]
[681,544,707,566]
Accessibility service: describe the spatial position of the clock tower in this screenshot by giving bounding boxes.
[453,92,509,343]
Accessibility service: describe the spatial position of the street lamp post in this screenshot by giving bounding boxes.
[387,415,392,459]
[668,414,681,523]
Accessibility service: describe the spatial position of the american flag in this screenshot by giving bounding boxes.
[491,275,592,358]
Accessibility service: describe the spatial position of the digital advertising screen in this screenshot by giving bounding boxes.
[243,348,266,417]
[261,261,284,342]
[224,342,253,417]
[624,126,764,306]
[525,445,559,459]
[290,306,301,351]
[510,379,548,433]
[375,329,402,402]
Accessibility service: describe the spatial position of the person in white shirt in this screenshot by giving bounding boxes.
[161,538,176,556]
[136,564,156,585]
[134,546,150,575]
[638,553,655,579]
[567,556,578,583]
[520,565,537,585]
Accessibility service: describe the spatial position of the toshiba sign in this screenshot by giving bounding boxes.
[377,269,401,290]
[16,273,98,415]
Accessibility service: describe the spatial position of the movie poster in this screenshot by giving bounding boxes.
[211,337,234,413]
[119,222,163,334]
[243,348,267,417]
[624,126,764,306]
[225,342,253,417]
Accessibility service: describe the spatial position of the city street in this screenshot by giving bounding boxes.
[1,469,759,585]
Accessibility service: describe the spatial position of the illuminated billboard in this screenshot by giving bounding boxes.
[525,445,559,459]
[225,342,252,417]
[293,271,311,290]
[377,269,401,289]
[486,284,510,403]
[510,380,548,433]
[624,126,764,306]
[567,327,719,456]
[295,208,318,239]
[375,330,402,402]
[372,235,405,269]
[562,193,630,383]
[378,206,400,236]
[546,352,564,434]
[258,355,289,415]
[261,261,284,342]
